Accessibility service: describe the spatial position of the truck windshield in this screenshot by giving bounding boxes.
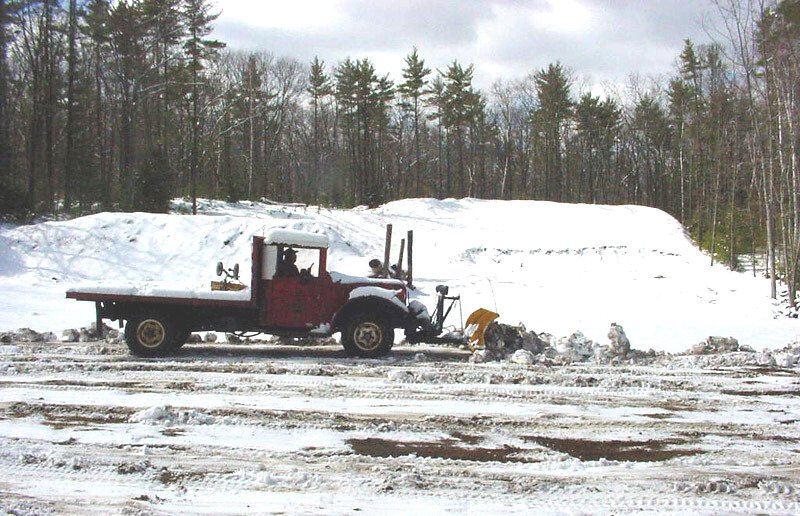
[294,248,318,277]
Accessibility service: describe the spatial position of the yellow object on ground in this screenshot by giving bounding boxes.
[464,308,499,350]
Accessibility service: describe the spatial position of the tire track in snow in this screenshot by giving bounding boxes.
[3,341,800,514]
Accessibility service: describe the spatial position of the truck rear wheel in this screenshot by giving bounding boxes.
[341,313,394,358]
[124,314,180,357]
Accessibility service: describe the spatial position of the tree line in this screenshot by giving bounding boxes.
[0,0,798,303]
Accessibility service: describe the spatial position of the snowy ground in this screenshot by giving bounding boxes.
[2,197,799,352]
[1,339,799,514]
[2,198,800,513]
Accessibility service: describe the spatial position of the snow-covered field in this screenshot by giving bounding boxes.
[1,198,800,514]
[1,197,799,351]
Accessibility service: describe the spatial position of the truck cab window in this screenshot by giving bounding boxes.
[294,248,318,277]
[275,246,318,278]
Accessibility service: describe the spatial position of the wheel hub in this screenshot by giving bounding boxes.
[353,322,382,351]
[137,319,166,348]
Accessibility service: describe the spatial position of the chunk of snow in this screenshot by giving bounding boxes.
[67,283,251,302]
[309,323,331,335]
[130,405,215,426]
[348,286,407,311]
[330,271,405,287]
[510,349,535,364]
[264,228,329,248]
[387,370,414,383]
[556,331,593,362]
[607,323,630,356]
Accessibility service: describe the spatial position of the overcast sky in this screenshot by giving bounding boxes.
[213,0,722,93]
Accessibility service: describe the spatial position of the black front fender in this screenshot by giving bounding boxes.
[332,297,409,332]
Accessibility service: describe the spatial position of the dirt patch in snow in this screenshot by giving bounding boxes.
[8,402,133,428]
[524,436,704,462]
[157,467,207,486]
[36,378,144,389]
[347,437,535,463]
[721,388,799,397]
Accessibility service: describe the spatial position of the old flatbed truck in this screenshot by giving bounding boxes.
[66,229,495,358]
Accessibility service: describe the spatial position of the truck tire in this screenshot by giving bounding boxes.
[124,313,180,357]
[341,313,394,358]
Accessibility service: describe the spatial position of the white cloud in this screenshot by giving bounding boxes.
[220,0,346,32]
[212,0,721,92]
[530,0,596,34]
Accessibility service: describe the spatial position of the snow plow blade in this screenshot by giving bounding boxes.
[464,308,499,350]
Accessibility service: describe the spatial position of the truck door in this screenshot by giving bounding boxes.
[261,248,326,329]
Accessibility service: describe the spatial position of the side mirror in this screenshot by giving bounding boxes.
[216,262,223,277]
[233,263,240,280]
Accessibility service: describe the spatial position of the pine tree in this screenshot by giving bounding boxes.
[308,56,332,203]
[441,61,480,197]
[83,0,113,207]
[532,62,573,201]
[426,75,446,197]
[629,96,670,205]
[679,39,712,240]
[107,0,148,210]
[142,0,184,137]
[63,0,78,213]
[668,77,692,220]
[574,93,620,203]
[182,0,224,214]
[0,0,25,216]
[398,47,430,197]
[0,0,12,202]
[334,58,393,206]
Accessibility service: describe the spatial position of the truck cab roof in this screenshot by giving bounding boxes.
[264,229,329,249]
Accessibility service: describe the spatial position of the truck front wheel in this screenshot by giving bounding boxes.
[341,314,394,358]
[125,314,180,357]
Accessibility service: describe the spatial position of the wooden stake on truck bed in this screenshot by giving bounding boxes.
[396,238,405,279]
[407,230,413,287]
[383,224,393,278]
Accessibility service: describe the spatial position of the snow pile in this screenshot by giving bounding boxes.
[778,344,800,367]
[130,405,216,426]
[387,369,415,383]
[690,336,744,355]
[2,197,800,352]
[233,468,323,490]
[60,322,117,343]
[608,323,630,356]
[0,328,57,343]
[477,321,800,369]
[473,321,647,365]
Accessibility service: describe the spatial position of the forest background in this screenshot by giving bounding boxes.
[0,0,798,305]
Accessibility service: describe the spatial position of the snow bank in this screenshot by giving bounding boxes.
[130,405,216,426]
[1,197,799,352]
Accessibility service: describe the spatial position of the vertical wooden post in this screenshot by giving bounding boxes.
[396,238,405,278]
[407,230,413,287]
[383,224,392,278]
